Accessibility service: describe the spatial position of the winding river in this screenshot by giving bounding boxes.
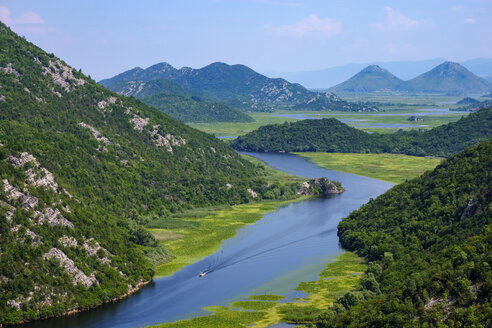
[26,152,393,328]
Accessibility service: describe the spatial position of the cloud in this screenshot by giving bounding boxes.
[267,14,342,38]
[0,6,50,35]
[375,6,425,31]
[0,6,12,24]
[14,11,45,25]
[464,17,476,24]
[0,5,45,26]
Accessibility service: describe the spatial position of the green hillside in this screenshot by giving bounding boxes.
[100,77,253,123]
[329,65,406,93]
[327,140,492,327]
[231,107,492,157]
[0,22,294,325]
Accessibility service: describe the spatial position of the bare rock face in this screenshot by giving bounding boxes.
[0,63,21,76]
[297,181,312,195]
[313,177,345,196]
[97,96,117,111]
[83,238,111,264]
[247,188,258,198]
[35,207,74,228]
[43,248,97,287]
[42,59,85,92]
[6,152,59,192]
[130,114,150,131]
[3,179,39,210]
[78,122,112,145]
[150,126,186,152]
[59,235,78,247]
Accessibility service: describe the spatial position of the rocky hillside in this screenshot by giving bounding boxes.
[100,62,378,112]
[329,65,406,93]
[0,22,283,325]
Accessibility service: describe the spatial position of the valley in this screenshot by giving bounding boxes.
[1,3,491,327]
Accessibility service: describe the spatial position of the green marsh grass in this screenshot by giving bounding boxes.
[295,152,442,184]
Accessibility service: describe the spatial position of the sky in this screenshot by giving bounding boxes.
[1,0,491,81]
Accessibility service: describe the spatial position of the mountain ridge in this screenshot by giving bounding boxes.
[329,61,492,94]
[100,61,378,112]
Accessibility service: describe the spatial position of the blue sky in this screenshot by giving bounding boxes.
[1,0,491,80]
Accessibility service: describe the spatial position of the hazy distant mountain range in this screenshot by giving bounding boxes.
[100,62,377,113]
[329,62,492,95]
[268,58,492,89]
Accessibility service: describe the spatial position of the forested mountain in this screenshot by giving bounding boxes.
[0,22,291,324]
[100,62,377,112]
[328,61,492,94]
[329,65,406,93]
[232,107,492,157]
[323,140,492,327]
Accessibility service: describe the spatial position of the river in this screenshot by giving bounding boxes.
[25,152,393,328]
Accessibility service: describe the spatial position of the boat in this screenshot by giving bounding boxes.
[199,271,207,277]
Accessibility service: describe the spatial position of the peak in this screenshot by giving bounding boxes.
[146,62,175,72]
[360,65,389,74]
[437,61,465,70]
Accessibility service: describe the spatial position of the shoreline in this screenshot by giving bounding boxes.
[12,280,152,327]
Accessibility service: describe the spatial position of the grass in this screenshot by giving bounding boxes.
[249,295,285,301]
[241,154,304,183]
[231,301,277,310]
[295,152,442,184]
[187,104,469,137]
[150,307,266,328]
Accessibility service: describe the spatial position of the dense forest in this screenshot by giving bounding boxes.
[0,22,310,325]
[317,140,491,327]
[232,107,492,157]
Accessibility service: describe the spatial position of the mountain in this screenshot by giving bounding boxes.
[327,61,492,95]
[325,140,491,327]
[267,58,492,89]
[329,65,406,93]
[100,62,377,112]
[0,22,289,325]
[231,106,492,157]
[265,58,447,89]
[98,75,252,123]
[406,61,492,94]
[456,97,478,105]
[451,99,492,112]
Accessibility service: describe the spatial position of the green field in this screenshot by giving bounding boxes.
[295,152,442,184]
[188,108,468,137]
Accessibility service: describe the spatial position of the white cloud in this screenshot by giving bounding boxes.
[267,14,342,38]
[14,11,45,25]
[464,17,476,24]
[0,6,12,24]
[375,6,425,31]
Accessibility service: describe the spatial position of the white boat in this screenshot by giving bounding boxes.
[199,271,207,277]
